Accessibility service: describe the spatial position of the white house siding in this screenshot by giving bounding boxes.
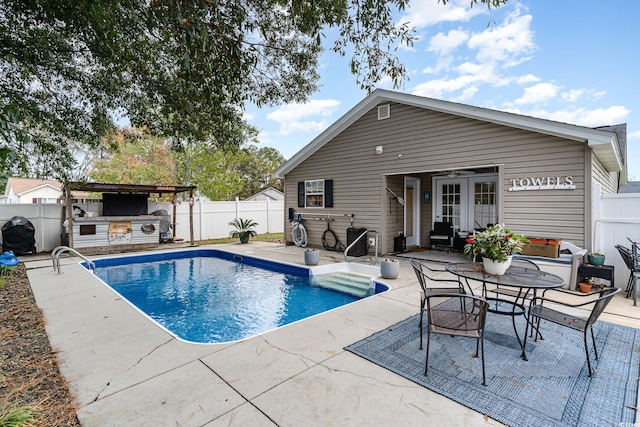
[284,101,594,252]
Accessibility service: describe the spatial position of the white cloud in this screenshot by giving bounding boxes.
[561,89,584,103]
[467,12,535,65]
[505,106,630,127]
[515,74,540,84]
[266,99,340,136]
[628,130,640,139]
[412,75,479,99]
[514,82,561,105]
[428,29,469,55]
[398,0,486,29]
[410,6,536,101]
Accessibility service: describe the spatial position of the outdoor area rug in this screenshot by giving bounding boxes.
[345,311,639,427]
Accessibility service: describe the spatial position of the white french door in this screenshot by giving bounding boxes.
[433,174,498,233]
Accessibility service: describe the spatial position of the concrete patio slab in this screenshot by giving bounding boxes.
[22,242,640,426]
[75,360,246,426]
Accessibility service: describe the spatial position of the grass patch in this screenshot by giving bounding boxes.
[0,404,41,427]
[197,232,284,245]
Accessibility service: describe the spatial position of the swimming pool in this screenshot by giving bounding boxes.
[90,249,388,344]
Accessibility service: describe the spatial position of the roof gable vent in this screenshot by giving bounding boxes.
[377,104,390,120]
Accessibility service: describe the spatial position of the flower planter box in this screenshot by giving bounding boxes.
[521,237,562,258]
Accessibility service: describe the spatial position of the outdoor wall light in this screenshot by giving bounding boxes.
[375,145,383,154]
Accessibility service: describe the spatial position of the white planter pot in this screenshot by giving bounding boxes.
[482,256,512,275]
[304,250,319,265]
[380,260,400,279]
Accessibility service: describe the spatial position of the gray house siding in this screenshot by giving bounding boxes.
[592,155,618,194]
[501,132,587,247]
[282,96,620,253]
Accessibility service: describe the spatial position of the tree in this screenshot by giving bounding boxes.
[87,126,286,201]
[89,130,176,186]
[1,0,505,179]
[235,146,286,198]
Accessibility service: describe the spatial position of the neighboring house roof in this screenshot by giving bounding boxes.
[243,187,284,201]
[619,181,640,193]
[275,89,624,178]
[4,177,63,197]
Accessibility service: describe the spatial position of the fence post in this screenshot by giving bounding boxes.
[36,201,44,252]
[266,198,271,233]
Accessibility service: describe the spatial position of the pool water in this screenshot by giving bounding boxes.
[92,250,382,343]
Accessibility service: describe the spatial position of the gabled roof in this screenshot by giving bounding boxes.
[5,177,63,196]
[275,89,624,177]
[243,187,284,201]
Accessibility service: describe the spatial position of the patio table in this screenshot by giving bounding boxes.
[445,261,565,360]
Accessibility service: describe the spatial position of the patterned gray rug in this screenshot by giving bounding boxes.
[345,311,639,427]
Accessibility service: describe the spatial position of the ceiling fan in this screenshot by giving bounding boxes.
[434,170,476,178]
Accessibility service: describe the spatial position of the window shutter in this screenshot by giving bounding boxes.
[298,182,304,207]
[325,180,333,207]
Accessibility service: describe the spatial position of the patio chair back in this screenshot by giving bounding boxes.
[616,244,634,270]
[616,244,640,304]
[525,287,620,377]
[424,293,488,386]
[510,258,540,270]
[430,221,453,250]
[409,258,466,349]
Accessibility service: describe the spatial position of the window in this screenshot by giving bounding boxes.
[305,180,325,208]
[298,179,333,208]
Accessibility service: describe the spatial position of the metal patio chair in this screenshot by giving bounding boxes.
[524,287,620,377]
[424,293,488,386]
[616,244,640,305]
[410,259,467,349]
[430,221,453,251]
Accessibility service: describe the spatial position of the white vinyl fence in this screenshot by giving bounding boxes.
[0,200,284,253]
[0,203,65,253]
[592,188,640,289]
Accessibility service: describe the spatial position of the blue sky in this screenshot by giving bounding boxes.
[245,0,640,180]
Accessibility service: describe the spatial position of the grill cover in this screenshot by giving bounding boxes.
[1,216,36,255]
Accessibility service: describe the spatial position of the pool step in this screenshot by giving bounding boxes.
[311,271,373,298]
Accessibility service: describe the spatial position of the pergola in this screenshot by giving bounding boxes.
[64,182,197,247]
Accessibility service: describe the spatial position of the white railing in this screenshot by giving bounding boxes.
[344,230,379,265]
[52,246,95,274]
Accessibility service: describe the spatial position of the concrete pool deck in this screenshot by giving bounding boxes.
[24,242,640,426]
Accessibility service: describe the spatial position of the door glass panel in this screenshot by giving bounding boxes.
[474,181,496,228]
[441,183,461,229]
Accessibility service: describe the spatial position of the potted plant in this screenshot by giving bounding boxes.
[579,277,594,293]
[587,252,605,266]
[304,248,320,265]
[229,218,258,243]
[380,258,400,279]
[463,224,529,275]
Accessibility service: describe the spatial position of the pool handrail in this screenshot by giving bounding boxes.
[344,230,378,265]
[52,245,95,275]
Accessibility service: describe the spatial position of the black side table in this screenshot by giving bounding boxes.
[578,264,615,288]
